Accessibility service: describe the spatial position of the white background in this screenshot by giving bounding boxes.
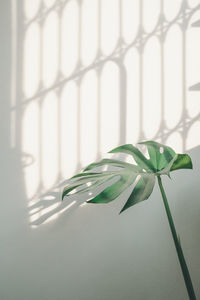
[0,0,200,299]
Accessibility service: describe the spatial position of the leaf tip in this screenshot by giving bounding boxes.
[61,193,65,201]
[170,153,193,172]
[119,204,128,214]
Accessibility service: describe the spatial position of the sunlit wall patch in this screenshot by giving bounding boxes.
[164,25,183,129]
[43,0,56,8]
[143,0,160,33]
[122,0,139,44]
[187,11,200,118]
[22,101,40,199]
[81,0,98,66]
[24,0,41,20]
[100,61,120,155]
[163,0,182,22]
[143,37,161,138]
[80,70,98,167]
[101,0,119,55]
[61,81,78,179]
[23,22,40,98]
[61,0,79,77]
[124,48,140,145]
[43,11,59,87]
[41,91,59,190]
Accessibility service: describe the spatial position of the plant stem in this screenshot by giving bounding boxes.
[157,175,196,300]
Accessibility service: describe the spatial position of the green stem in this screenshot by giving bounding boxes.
[157,175,196,300]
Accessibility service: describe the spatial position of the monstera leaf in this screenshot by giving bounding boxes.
[62,141,192,213]
[62,140,196,299]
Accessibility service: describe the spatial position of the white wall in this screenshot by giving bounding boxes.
[1,147,200,300]
[0,0,200,299]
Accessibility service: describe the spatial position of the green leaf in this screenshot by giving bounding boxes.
[109,144,153,172]
[170,153,193,172]
[88,172,138,204]
[156,154,178,177]
[120,174,155,213]
[138,141,175,172]
[62,141,193,213]
[62,172,112,200]
[84,158,141,172]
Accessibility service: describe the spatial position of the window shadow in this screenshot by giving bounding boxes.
[5,0,200,226]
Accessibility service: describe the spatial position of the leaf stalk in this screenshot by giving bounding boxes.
[157,175,196,300]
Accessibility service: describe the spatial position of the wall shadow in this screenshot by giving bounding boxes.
[2,0,200,227]
[0,0,28,238]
